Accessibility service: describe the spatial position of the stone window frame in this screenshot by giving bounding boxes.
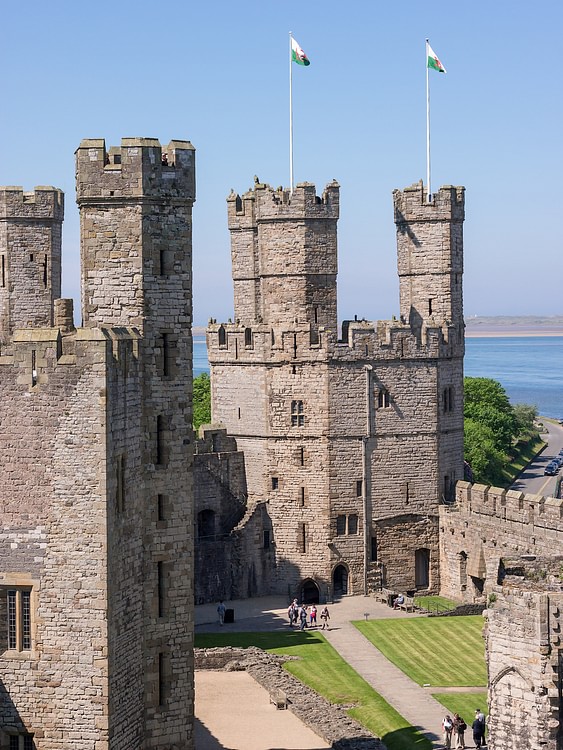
[336,514,359,537]
[377,388,390,409]
[0,578,38,657]
[271,477,279,490]
[291,400,305,427]
[443,386,454,413]
[6,735,35,750]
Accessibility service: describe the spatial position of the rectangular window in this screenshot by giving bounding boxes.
[162,333,170,377]
[116,454,126,512]
[157,494,165,522]
[298,523,307,553]
[300,447,305,466]
[370,536,378,562]
[348,514,358,535]
[2,255,6,287]
[443,386,454,413]
[263,529,270,549]
[271,477,278,490]
[6,588,32,652]
[356,480,363,497]
[336,515,346,536]
[300,487,305,507]
[377,389,390,408]
[31,350,37,387]
[291,400,304,427]
[156,415,164,465]
[157,561,165,618]
[158,652,167,707]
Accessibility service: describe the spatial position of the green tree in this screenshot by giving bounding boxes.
[464,417,505,484]
[512,403,539,439]
[193,372,211,431]
[464,377,517,453]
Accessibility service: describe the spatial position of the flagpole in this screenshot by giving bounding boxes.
[289,31,294,194]
[426,39,431,203]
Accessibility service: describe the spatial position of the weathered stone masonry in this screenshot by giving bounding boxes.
[0,137,195,750]
[207,179,465,602]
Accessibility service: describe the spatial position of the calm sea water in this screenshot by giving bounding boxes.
[194,335,563,419]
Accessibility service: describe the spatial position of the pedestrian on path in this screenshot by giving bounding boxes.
[299,604,308,630]
[453,713,466,749]
[217,600,226,626]
[287,601,297,626]
[310,604,317,627]
[472,710,485,748]
[442,715,453,749]
[320,606,330,629]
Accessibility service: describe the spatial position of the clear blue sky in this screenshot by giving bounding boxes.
[1,0,562,325]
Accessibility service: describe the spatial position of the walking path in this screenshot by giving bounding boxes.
[195,594,484,749]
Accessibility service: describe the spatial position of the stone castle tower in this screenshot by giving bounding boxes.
[0,138,195,749]
[207,179,465,601]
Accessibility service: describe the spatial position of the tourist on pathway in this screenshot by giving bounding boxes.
[310,604,317,627]
[393,594,405,610]
[299,604,308,630]
[287,601,297,626]
[453,713,466,749]
[320,606,330,629]
[217,600,226,626]
[471,710,485,748]
[442,715,453,749]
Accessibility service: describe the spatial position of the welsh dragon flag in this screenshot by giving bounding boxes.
[291,37,310,66]
[427,42,446,73]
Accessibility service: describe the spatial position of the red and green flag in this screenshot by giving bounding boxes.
[427,43,446,73]
[291,37,310,66]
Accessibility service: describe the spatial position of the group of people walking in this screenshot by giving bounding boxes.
[442,709,486,749]
[287,600,330,630]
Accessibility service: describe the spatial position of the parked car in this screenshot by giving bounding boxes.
[545,463,559,476]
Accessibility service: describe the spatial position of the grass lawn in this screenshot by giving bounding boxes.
[353,616,487,687]
[432,692,488,726]
[413,595,458,613]
[502,435,546,485]
[195,630,432,750]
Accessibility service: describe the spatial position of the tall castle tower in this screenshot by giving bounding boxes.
[208,179,464,602]
[0,186,63,343]
[75,137,196,747]
[0,138,195,749]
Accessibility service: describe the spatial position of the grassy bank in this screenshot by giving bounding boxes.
[501,435,546,485]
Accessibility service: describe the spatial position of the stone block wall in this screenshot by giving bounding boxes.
[485,568,563,749]
[440,482,563,602]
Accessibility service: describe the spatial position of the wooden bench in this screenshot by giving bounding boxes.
[399,596,415,612]
[270,689,289,710]
[376,588,395,606]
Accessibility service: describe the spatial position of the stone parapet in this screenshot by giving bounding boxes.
[0,186,64,220]
[393,180,465,224]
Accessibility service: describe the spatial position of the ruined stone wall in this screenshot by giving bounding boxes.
[485,577,563,749]
[0,187,63,342]
[440,482,563,602]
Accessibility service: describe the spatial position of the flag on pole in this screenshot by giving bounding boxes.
[291,37,310,66]
[427,43,446,73]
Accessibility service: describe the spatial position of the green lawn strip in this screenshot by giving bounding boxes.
[413,595,458,612]
[194,630,432,750]
[432,693,488,735]
[353,616,487,687]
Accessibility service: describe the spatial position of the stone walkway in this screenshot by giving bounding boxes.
[195,594,485,749]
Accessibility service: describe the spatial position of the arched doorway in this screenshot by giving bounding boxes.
[415,548,430,589]
[300,579,320,604]
[333,565,349,598]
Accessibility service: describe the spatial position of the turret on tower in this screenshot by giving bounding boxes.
[394,181,464,337]
[0,186,64,342]
[227,180,339,333]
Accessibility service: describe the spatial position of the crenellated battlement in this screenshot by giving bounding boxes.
[0,186,64,220]
[451,481,563,530]
[227,180,339,229]
[393,180,465,224]
[75,137,195,203]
